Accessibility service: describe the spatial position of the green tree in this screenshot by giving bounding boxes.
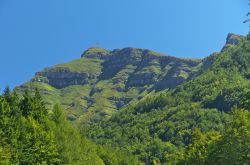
[20,91,33,117]
[17,117,60,164]
[31,89,48,121]
[180,129,221,165]
[206,109,250,165]
[51,104,104,164]
[0,89,61,164]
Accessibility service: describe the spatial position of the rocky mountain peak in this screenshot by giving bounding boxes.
[221,33,244,52]
[226,33,243,45]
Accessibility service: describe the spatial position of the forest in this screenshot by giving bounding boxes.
[0,88,140,164]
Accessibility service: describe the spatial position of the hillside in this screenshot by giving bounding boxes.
[83,33,250,164]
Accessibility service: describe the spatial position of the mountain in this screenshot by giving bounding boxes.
[15,34,243,123]
[16,47,207,123]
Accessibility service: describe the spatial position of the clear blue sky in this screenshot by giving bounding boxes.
[0,0,248,90]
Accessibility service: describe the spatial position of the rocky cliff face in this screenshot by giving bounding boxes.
[35,69,90,88]
[16,34,236,122]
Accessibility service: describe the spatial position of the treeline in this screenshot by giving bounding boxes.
[0,87,140,165]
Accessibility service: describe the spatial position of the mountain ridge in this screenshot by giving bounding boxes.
[15,33,243,122]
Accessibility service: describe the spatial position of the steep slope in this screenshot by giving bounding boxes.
[84,34,249,163]
[16,47,203,122]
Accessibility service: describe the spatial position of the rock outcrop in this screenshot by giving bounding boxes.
[35,69,90,88]
[226,33,243,45]
[222,33,244,51]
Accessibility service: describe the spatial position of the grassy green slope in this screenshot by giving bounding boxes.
[16,47,202,123]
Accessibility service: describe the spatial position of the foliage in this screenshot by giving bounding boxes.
[206,109,250,165]
[0,88,140,164]
[0,88,61,164]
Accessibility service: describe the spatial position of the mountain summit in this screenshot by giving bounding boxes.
[16,34,239,122]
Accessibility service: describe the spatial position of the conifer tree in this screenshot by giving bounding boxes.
[20,91,33,117]
[31,88,48,122]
